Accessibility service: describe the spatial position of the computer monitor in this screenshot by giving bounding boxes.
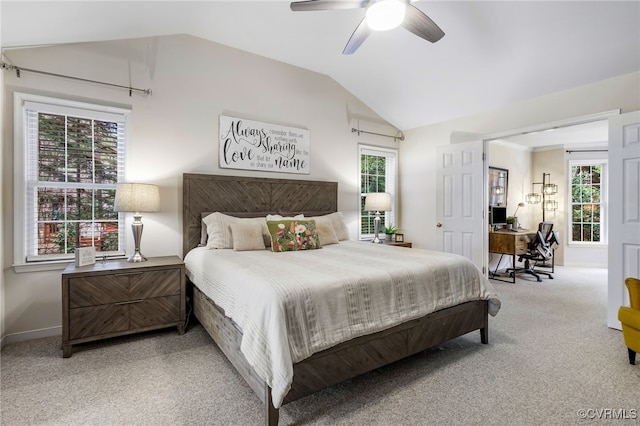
[490,206,507,226]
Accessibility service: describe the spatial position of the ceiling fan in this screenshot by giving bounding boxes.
[290,0,445,54]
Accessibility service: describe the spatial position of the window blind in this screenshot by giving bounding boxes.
[359,145,398,239]
[23,101,126,262]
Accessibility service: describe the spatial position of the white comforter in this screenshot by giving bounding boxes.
[184,241,500,408]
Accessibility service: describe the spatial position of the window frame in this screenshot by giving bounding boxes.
[13,92,131,272]
[358,144,398,241]
[567,158,608,246]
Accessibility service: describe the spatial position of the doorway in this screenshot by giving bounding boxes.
[484,114,613,270]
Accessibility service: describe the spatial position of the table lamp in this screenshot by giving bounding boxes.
[114,183,160,262]
[513,202,525,229]
[364,192,392,243]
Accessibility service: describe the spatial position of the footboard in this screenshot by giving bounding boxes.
[192,283,488,425]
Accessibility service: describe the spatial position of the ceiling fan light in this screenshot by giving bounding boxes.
[366,0,406,31]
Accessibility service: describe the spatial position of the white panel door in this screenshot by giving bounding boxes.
[436,141,486,271]
[608,111,640,330]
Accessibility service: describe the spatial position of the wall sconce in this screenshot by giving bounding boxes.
[526,173,557,221]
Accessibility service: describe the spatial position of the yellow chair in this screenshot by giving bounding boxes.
[618,277,640,365]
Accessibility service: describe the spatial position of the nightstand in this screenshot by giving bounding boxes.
[381,240,412,248]
[62,255,185,358]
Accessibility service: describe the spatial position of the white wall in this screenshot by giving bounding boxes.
[1,35,397,342]
[487,142,532,271]
[531,149,565,264]
[400,72,640,253]
[488,142,533,226]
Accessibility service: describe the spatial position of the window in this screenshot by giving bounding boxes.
[359,145,397,239]
[569,160,607,244]
[14,93,129,267]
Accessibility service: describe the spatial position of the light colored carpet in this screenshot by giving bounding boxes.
[2,266,639,425]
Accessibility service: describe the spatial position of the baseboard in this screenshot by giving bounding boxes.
[2,326,62,346]
[561,263,607,269]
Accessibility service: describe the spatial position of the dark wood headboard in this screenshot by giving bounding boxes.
[183,173,338,255]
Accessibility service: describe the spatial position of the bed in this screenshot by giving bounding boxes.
[182,173,500,425]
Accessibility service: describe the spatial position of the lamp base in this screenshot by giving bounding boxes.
[127,215,148,262]
[371,211,384,243]
[127,250,148,263]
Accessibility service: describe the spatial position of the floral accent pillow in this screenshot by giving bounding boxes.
[267,220,321,252]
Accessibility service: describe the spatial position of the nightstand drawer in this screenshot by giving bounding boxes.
[69,304,129,339]
[130,295,181,328]
[69,294,181,340]
[69,268,181,308]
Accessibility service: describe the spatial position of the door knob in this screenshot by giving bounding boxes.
[436,223,442,227]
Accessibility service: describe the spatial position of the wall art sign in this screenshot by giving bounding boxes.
[219,115,310,174]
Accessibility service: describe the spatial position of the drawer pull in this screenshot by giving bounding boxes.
[115,299,144,305]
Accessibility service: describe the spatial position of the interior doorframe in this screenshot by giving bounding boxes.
[479,110,619,277]
[480,110,620,142]
[447,111,619,280]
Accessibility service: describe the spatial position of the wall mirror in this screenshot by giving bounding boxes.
[489,167,508,206]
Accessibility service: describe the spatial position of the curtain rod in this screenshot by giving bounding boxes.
[351,127,405,142]
[565,149,608,153]
[0,62,152,96]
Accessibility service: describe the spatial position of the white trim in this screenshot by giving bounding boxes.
[563,262,608,268]
[13,92,131,270]
[13,259,73,273]
[566,158,608,246]
[358,144,399,240]
[482,110,620,142]
[3,326,62,346]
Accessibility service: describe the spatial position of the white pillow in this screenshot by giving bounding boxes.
[202,212,269,249]
[313,216,339,246]
[230,222,267,251]
[325,212,349,241]
[266,214,304,221]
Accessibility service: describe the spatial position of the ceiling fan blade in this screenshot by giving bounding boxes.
[290,1,368,12]
[343,17,372,54]
[401,4,445,43]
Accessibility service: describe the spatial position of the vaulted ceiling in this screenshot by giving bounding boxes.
[2,1,639,132]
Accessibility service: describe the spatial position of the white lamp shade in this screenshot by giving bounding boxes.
[114,183,160,213]
[364,192,392,212]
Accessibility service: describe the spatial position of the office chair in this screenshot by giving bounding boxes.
[618,277,640,365]
[533,224,560,273]
[508,221,556,282]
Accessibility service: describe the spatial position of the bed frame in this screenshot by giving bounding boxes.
[183,173,489,425]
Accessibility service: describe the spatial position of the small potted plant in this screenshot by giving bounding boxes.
[383,224,398,240]
[506,216,516,230]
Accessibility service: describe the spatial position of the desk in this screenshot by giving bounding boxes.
[489,229,536,283]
